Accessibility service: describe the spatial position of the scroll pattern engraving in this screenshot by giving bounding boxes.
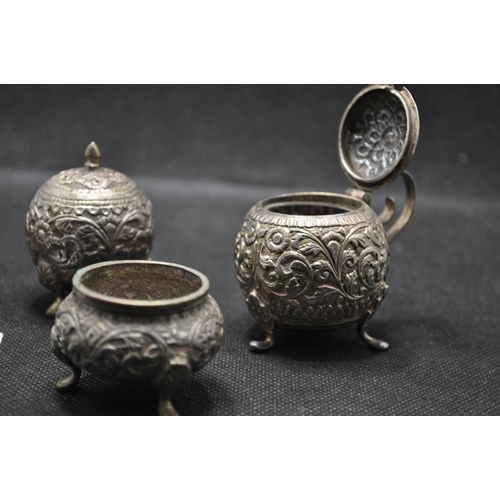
[26,192,154,294]
[235,210,389,330]
[51,294,225,383]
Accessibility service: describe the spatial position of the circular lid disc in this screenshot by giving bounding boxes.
[338,84,420,190]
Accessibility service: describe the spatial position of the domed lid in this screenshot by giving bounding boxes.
[39,142,142,201]
[338,84,420,190]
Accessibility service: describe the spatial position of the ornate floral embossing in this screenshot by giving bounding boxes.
[49,168,134,193]
[26,190,154,294]
[243,220,259,245]
[347,93,406,180]
[234,202,390,331]
[51,293,225,383]
[265,228,289,253]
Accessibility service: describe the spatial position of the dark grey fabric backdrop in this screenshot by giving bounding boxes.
[0,84,498,415]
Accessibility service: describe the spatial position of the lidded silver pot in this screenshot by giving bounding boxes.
[26,142,155,316]
[234,84,419,351]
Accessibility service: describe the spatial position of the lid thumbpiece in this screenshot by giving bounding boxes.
[84,141,102,170]
[338,84,420,190]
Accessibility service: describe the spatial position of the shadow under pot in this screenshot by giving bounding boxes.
[51,260,225,416]
[234,84,419,351]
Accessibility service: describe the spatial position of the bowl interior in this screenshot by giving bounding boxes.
[81,262,201,301]
[73,261,209,314]
[262,193,363,217]
[266,203,349,216]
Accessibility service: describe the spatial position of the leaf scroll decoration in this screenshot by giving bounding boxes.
[234,212,390,328]
[51,294,225,383]
[26,193,154,294]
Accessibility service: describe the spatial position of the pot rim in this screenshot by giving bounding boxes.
[247,191,374,228]
[72,260,210,315]
[258,191,365,215]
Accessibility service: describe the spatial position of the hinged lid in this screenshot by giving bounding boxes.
[338,84,420,190]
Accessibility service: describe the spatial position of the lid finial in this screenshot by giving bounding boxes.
[84,141,101,170]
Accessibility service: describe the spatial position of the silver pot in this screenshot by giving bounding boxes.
[26,142,154,317]
[235,84,419,351]
[51,260,225,416]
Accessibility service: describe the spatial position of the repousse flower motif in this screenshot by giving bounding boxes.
[243,220,260,245]
[265,227,290,253]
[33,220,51,244]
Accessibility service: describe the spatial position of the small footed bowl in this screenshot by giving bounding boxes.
[51,260,225,416]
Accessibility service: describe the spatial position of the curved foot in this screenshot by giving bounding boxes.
[53,350,81,392]
[46,296,63,318]
[53,344,81,392]
[358,317,389,351]
[158,397,179,416]
[250,327,275,351]
[56,370,81,392]
[155,363,191,416]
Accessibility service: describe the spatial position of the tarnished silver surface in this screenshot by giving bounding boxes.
[235,84,419,351]
[26,142,154,317]
[51,261,225,416]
